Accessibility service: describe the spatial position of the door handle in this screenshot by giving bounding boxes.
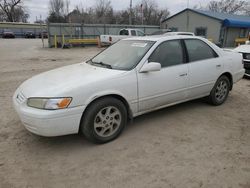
[179,73,188,77]
[216,64,221,68]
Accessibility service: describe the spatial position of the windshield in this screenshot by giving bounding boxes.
[91,40,155,70]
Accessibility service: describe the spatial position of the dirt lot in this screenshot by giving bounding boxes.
[0,39,250,188]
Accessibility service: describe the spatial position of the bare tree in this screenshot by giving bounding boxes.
[0,9,6,21]
[67,4,97,24]
[94,0,114,24]
[133,0,170,25]
[65,0,69,15]
[49,0,65,16]
[115,10,130,24]
[0,0,29,22]
[243,4,250,15]
[47,0,70,23]
[205,0,249,14]
[52,0,169,25]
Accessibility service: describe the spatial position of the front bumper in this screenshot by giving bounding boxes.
[13,92,85,137]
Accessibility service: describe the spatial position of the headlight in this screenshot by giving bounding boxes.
[27,97,72,110]
[245,54,250,60]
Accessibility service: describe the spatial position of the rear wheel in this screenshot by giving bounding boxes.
[80,97,127,144]
[208,75,230,105]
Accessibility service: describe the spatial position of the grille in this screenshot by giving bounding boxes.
[16,92,26,104]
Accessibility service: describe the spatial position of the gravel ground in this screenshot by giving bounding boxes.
[0,39,250,188]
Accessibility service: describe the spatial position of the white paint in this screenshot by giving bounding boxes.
[13,35,244,137]
[100,29,145,45]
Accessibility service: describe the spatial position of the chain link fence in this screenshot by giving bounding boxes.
[48,23,160,47]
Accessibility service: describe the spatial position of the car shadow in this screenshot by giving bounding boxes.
[30,98,208,148]
[124,98,210,133]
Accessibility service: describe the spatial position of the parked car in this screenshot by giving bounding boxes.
[38,31,48,38]
[2,29,15,38]
[100,28,145,45]
[25,31,36,38]
[234,42,250,77]
[13,35,244,144]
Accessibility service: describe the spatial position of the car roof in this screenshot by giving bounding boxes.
[123,35,202,42]
[163,32,195,36]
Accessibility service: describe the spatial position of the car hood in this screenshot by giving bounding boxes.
[18,62,126,98]
[234,45,250,53]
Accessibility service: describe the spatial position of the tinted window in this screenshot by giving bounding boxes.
[131,30,136,36]
[149,40,184,68]
[184,39,217,62]
[119,30,129,35]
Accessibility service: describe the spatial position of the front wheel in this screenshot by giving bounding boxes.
[80,97,127,144]
[208,75,230,105]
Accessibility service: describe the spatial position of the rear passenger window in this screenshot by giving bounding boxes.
[131,30,136,36]
[184,39,218,62]
[149,40,184,68]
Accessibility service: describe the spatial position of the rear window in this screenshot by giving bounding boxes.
[119,30,129,35]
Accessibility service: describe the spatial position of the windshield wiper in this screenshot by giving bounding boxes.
[89,60,113,69]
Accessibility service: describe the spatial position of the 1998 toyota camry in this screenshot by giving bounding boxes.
[13,35,244,143]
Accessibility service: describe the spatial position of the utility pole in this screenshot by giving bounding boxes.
[186,0,190,32]
[141,4,143,25]
[129,0,132,25]
[40,15,44,48]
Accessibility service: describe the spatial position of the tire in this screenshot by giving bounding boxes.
[208,75,230,106]
[80,97,127,144]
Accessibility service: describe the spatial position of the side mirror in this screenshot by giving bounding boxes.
[140,62,161,73]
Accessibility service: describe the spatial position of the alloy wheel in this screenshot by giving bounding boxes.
[94,106,122,137]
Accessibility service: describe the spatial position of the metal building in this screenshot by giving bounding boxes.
[0,22,46,38]
[162,8,250,47]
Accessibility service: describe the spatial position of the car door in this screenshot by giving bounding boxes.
[137,39,189,112]
[184,39,223,98]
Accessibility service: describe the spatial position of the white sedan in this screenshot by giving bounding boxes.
[13,35,244,143]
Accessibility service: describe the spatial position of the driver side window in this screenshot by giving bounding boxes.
[149,40,184,68]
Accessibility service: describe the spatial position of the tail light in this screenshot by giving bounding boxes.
[109,36,112,42]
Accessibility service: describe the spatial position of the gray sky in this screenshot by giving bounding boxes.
[25,0,206,22]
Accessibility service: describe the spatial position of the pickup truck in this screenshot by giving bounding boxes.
[100,28,145,45]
